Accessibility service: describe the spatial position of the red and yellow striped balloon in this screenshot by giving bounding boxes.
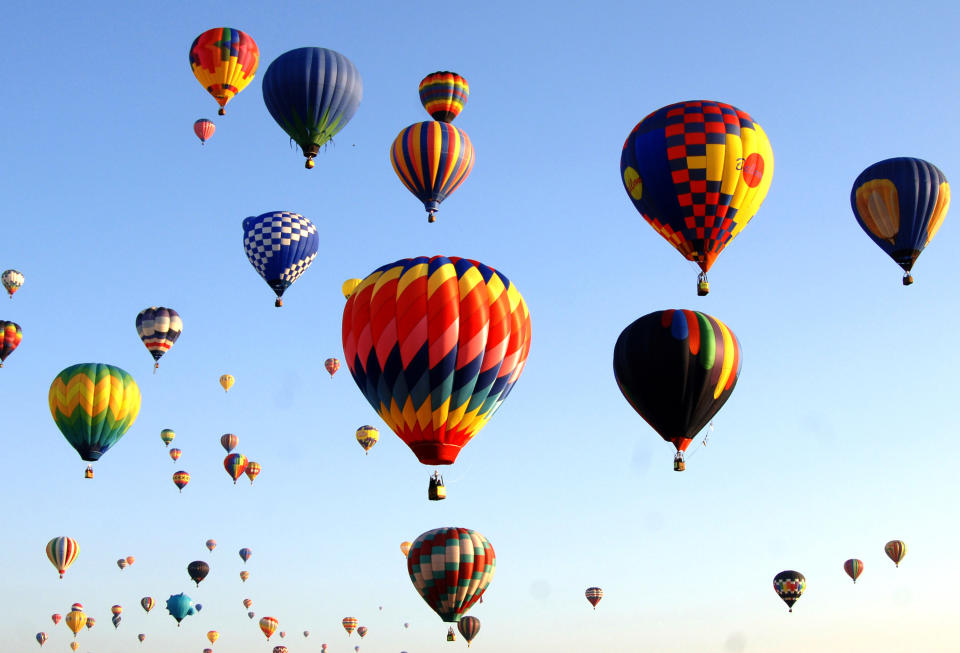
[259,616,278,640]
[390,122,474,222]
[342,257,531,467]
[45,536,79,579]
[341,617,358,635]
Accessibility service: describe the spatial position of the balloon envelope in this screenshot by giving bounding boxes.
[390,122,474,221]
[219,374,234,391]
[325,357,340,378]
[242,211,319,305]
[260,616,278,639]
[135,307,182,367]
[458,616,480,645]
[194,119,215,143]
[0,320,22,367]
[773,570,805,611]
[206,539,217,551]
[885,540,907,567]
[342,617,358,635]
[585,587,603,608]
[165,593,196,624]
[245,461,261,483]
[161,429,175,446]
[2,269,24,297]
[220,433,238,452]
[188,560,210,585]
[342,257,532,466]
[189,28,259,114]
[45,536,79,578]
[140,597,154,612]
[843,559,864,583]
[224,453,248,483]
[239,547,252,563]
[419,71,469,122]
[356,425,378,453]
[407,527,495,622]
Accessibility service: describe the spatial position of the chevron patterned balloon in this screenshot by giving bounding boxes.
[49,363,141,463]
[242,211,319,307]
[407,527,495,623]
[342,256,531,467]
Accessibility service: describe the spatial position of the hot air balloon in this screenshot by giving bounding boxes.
[245,461,261,484]
[196,604,203,612]
[140,597,154,612]
[324,357,340,378]
[613,310,740,471]
[260,616,278,640]
[206,539,217,551]
[194,119,215,144]
[274,648,288,653]
[135,307,183,371]
[458,616,480,647]
[111,605,122,616]
[2,269,23,298]
[851,157,949,285]
[66,608,85,637]
[356,425,378,454]
[390,122,475,222]
[126,555,135,566]
[169,448,182,462]
[165,593,195,626]
[45,537,79,579]
[248,611,255,619]
[36,632,47,646]
[207,631,219,644]
[173,471,190,491]
[239,547,252,563]
[138,633,145,642]
[242,211,319,307]
[49,363,141,474]
[243,598,253,608]
[0,320,22,367]
[240,570,250,582]
[280,631,286,638]
[112,614,121,628]
[773,571,806,612]
[885,540,907,567]
[203,649,212,653]
[355,647,360,652]
[404,623,409,629]
[343,257,532,497]
[620,100,774,295]
[220,433,238,452]
[304,631,310,637]
[262,47,363,169]
[189,28,259,115]
[342,617,358,636]
[447,627,456,641]
[357,626,368,638]
[400,541,412,557]
[161,429,175,446]
[51,614,61,625]
[224,453,248,483]
[419,72,469,123]
[342,278,361,299]
[585,587,603,609]
[188,561,210,586]
[220,374,234,391]
[85,617,95,630]
[70,643,78,652]
[843,559,864,584]
[408,527,495,622]
[116,558,127,570]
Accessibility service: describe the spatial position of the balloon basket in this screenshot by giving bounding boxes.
[275,298,283,307]
[84,466,94,479]
[903,273,914,286]
[428,474,447,501]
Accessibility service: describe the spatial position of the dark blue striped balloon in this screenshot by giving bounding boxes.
[262,47,363,168]
[242,211,319,307]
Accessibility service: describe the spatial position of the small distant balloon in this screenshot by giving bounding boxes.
[189,28,259,115]
[342,617,358,635]
[324,357,340,378]
[173,471,190,492]
[458,616,480,647]
[220,433,238,452]
[51,614,61,626]
[0,320,22,367]
[356,425,378,454]
[240,570,250,582]
[2,269,24,297]
[45,536,79,579]
[70,643,78,652]
[65,608,84,637]
[259,616,278,640]
[206,539,217,551]
[135,307,183,371]
[36,632,48,646]
[341,278,361,299]
[304,630,310,637]
[111,605,123,616]
[773,570,806,612]
[220,374,234,392]
[844,559,864,584]
[585,587,603,609]
[194,119,215,144]
[245,461,261,484]
[188,560,210,586]
[169,448,182,462]
[274,647,288,653]
[138,633,146,642]
[400,541,412,557]
[117,558,128,570]
[248,611,255,618]
[85,617,95,630]
[885,540,907,567]
[242,211,319,306]
[111,614,121,628]
[280,631,286,638]
[160,429,175,446]
[207,630,219,644]
[140,597,154,612]
[224,453,248,483]
[239,547,252,563]
[165,593,196,625]
[357,626,368,638]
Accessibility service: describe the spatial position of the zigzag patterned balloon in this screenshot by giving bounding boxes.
[242,211,319,307]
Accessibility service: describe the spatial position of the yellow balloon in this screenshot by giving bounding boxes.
[207,631,219,644]
[400,541,412,557]
[70,642,79,652]
[219,374,234,392]
[66,610,85,637]
[341,278,362,299]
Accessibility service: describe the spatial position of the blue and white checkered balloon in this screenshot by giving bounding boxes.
[242,211,319,306]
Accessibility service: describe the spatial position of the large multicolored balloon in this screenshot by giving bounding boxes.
[390,122,475,222]
[220,433,238,452]
[239,547,252,563]
[342,617,358,635]
[243,211,319,307]
[407,527,495,622]
[343,257,532,467]
[851,157,950,285]
[773,570,806,612]
[419,72,469,123]
[325,357,340,378]
[224,454,248,483]
[135,307,182,370]
[356,425,378,453]
[140,597,154,612]
[165,593,195,625]
[585,587,603,609]
[173,470,190,492]
[259,616,278,640]
[262,47,363,169]
[843,559,863,584]
[613,310,740,467]
[220,374,234,392]
[65,608,85,637]
[189,28,259,115]
[49,363,141,466]
[2,269,23,297]
[0,320,22,367]
[245,461,261,484]
[458,616,480,647]
[161,429,175,446]
[194,119,215,144]
[188,560,210,586]
[885,540,906,567]
[620,100,774,294]
[45,536,79,579]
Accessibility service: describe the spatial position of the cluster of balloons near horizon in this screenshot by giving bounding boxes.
[391,72,474,223]
[773,540,908,612]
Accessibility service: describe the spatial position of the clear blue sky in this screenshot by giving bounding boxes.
[2,1,959,651]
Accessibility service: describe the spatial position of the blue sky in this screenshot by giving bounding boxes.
[2,1,960,651]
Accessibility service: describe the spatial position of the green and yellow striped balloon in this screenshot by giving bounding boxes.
[49,363,141,463]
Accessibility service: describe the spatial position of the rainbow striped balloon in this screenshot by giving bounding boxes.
[224,453,248,484]
[843,558,864,583]
[45,536,79,579]
[49,364,141,463]
[342,257,532,467]
[407,527,495,622]
[390,122,474,222]
[419,71,469,122]
[457,616,480,646]
[885,540,906,567]
[341,617,358,635]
